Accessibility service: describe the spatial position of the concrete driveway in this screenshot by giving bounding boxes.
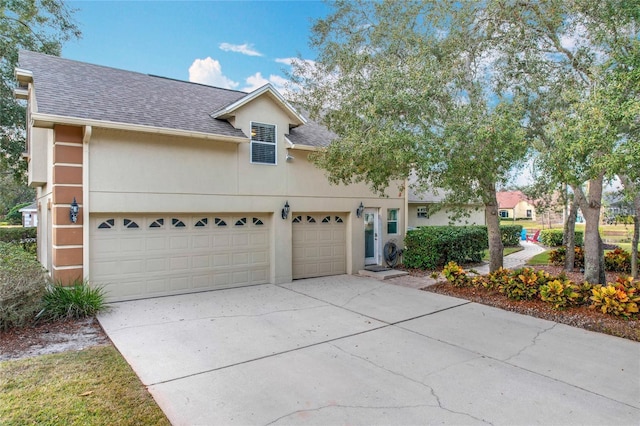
[98,275,640,425]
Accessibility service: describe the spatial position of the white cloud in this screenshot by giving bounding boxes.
[241,72,292,96]
[188,57,239,89]
[219,42,263,57]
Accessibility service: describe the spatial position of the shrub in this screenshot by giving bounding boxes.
[0,242,49,330]
[404,226,488,269]
[604,248,638,273]
[549,246,585,269]
[539,229,584,247]
[589,277,640,318]
[442,261,471,287]
[539,279,588,310]
[500,225,523,247]
[39,280,108,321]
[485,267,511,291]
[4,202,31,225]
[498,267,549,300]
[0,227,37,255]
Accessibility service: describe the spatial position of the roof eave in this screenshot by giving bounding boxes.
[31,112,249,144]
[284,137,320,152]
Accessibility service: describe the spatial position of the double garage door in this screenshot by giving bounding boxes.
[90,212,347,302]
[90,214,270,301]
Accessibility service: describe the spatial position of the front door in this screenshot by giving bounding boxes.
[364,208,379,265]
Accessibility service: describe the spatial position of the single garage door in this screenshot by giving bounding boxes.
[292,213,346,279]
[90,214,270,301]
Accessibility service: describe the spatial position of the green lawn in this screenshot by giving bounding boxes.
[482,245,523,261]
[0,346,170,426]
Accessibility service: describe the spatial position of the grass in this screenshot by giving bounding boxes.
[482,245,524,261]
[527,250,551,265]
[0,346,170,426]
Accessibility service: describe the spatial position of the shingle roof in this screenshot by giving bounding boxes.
[286,113,336,148]
[17,51,257,139]
[496,191,531,209]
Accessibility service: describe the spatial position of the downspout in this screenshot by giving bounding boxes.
[82,126,91,280]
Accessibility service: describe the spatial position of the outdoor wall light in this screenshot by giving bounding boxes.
[69,197,79,223]
[356,202,364,218]
[281,201,290,220]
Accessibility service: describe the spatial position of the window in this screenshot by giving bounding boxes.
[149,218,164,228]
[195,218,208,227]
[387,209,399,234]
[499,210,508,218]
[172,218,186,228]
[215,218,227,227]
[526,209,532,218]
[124,219,139,229]
[250,122,276,164]
[417,206,429,218]
[98,219,115,229]
[235,217,247,226]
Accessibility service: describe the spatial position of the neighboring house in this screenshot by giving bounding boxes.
[15,51,404,302]
[407,186,485,228]
[18,202,38,227]
[497,191,536,221]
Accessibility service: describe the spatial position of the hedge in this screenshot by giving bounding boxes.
[539,229,584,247]
[404,226,489,269]
[501,225,523,247]
[0,227,37,255]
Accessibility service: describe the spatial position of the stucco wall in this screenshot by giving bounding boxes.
[408,203,485,227]
[82,95,404,282]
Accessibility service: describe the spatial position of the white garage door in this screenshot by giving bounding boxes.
[90,214,270,301]
[292,213,346,279]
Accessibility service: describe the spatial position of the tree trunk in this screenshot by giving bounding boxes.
[573,176,605,284]
[632,212,639,279]
[563,197,578,272]
[619,175,639,279]
[485,186,504,272]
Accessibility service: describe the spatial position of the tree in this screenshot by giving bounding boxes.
[1,0,81,182]
[483,0,639,284]
[291,0,529,272]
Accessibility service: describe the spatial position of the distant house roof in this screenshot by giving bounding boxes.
[496,191,532,209]
[17,51,329,147]
[18,202,37,212]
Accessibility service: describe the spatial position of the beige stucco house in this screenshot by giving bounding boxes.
[497,191,536,221]
[407,186,485,228]
[15,51,405,302]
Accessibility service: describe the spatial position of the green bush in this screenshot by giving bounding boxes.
[604,248,639,273]
[404,226,488,269]
[539,229,584,247]
[500,225,523,247]
[4,202,31,225]
[0,242,49,330]
[549,246,585,269]
[0,227,37,255]
[39,280,108,321]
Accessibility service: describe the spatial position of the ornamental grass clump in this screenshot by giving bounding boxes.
[0,242,49,330]
[39,279,108,321]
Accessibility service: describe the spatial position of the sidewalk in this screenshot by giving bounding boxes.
[469,240,546,275]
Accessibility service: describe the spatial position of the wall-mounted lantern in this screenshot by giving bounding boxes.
[281,201,290,220]
[69,197,79,223]
[356,202,364,218]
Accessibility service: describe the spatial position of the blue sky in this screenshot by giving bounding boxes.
[63,1,330,93]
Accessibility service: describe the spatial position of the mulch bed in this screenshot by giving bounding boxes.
[424,265,640,342]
